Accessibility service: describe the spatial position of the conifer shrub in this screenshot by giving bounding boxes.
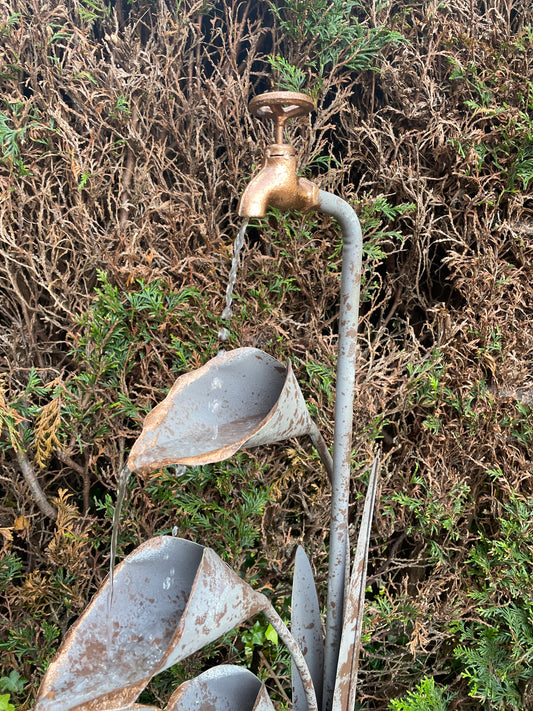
[0,0,532,708]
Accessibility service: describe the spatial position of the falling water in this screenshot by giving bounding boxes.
[218,219,249,343]
[107,464,131,645]
[209,376,223,440]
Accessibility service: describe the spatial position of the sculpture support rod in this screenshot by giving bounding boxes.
[264,604,319,711]
[317,190,363,711]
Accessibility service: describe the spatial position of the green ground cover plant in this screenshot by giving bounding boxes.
[0,0,532,708]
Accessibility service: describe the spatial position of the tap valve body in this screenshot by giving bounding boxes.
[238,91,320,218]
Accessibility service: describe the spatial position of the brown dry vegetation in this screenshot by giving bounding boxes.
[0,0,532,708]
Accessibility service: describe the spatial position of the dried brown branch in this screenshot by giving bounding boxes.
[15,446,57,520]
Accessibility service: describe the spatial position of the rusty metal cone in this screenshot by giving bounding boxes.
[34,536,269,711]
[89,707,162,711]
[166,665,275,711]
[128,347,315,475]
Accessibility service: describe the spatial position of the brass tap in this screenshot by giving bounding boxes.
[238,92,320,218]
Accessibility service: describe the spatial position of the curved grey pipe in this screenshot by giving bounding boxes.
[317,190,363,711]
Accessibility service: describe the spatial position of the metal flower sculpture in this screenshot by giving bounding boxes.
[34,92,381,711]
[35,536,319,711]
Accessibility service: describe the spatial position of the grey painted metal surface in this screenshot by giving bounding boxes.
[166,665,275,711]
[333,454,380,711]
[291,546,324,711]
[128,348,317,475]
[316,190,363,711]
[35,537,269,711]
[81,666,276,711]
[35,534,320,711]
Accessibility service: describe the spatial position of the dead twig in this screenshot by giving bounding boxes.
[15,446,57,520]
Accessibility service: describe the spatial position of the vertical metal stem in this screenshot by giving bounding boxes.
[317,190,363,711]
[332,453,380,711]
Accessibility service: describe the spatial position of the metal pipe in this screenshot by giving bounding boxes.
[308,420,334,483]
[263,604,319,711]
[236,92,364,709]
[317,190,363,711]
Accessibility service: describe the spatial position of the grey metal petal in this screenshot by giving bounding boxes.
[34,537,269,711]
[291,546,324,711]
[91,706,162,711]
[127,348,314,475]
[332,454,380,711]
[166,665,275,711]
[158,547,269,671]
[35,536,203,711]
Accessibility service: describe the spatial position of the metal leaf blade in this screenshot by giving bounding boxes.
[291,545,324,711]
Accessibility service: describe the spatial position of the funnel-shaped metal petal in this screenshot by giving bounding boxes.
[91,707,162,711]
[128,348,314,475]
[159,546,268,670]
[35,536,269,711]
[166,665,275,711]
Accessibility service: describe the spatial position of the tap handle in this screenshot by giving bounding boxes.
[248,91,315,145]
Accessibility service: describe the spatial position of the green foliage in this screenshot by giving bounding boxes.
[0,553,23,595]
[73,270,202,389]
[0,671,26,695]
[405,348,493,434]
[357,196,415,301]
[359,196,414,260]
[268,0,404,79]
[389,676,452,710]
[389,467,470,542]
[78,0,110,23]
[144,455,270,566]
[0,621,61,675]
[241,619,279,661]
[467,496,533,603]
[109,95,132,120]
[0,671,26,711]
[448,60,533,193]
[0,102,36,176]
[451,496,533,708]
[453,604,533,708]
[0,101,59,176]
[0,272,217,464]
[267,56,308,92]
[0,693,15,711]
[326,196,413,265]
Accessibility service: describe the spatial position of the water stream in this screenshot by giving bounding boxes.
[218,219,249,342]
[105,221,250,637]
[107,464,131,645]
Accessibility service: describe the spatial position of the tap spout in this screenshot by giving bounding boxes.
[238,144,319,218]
